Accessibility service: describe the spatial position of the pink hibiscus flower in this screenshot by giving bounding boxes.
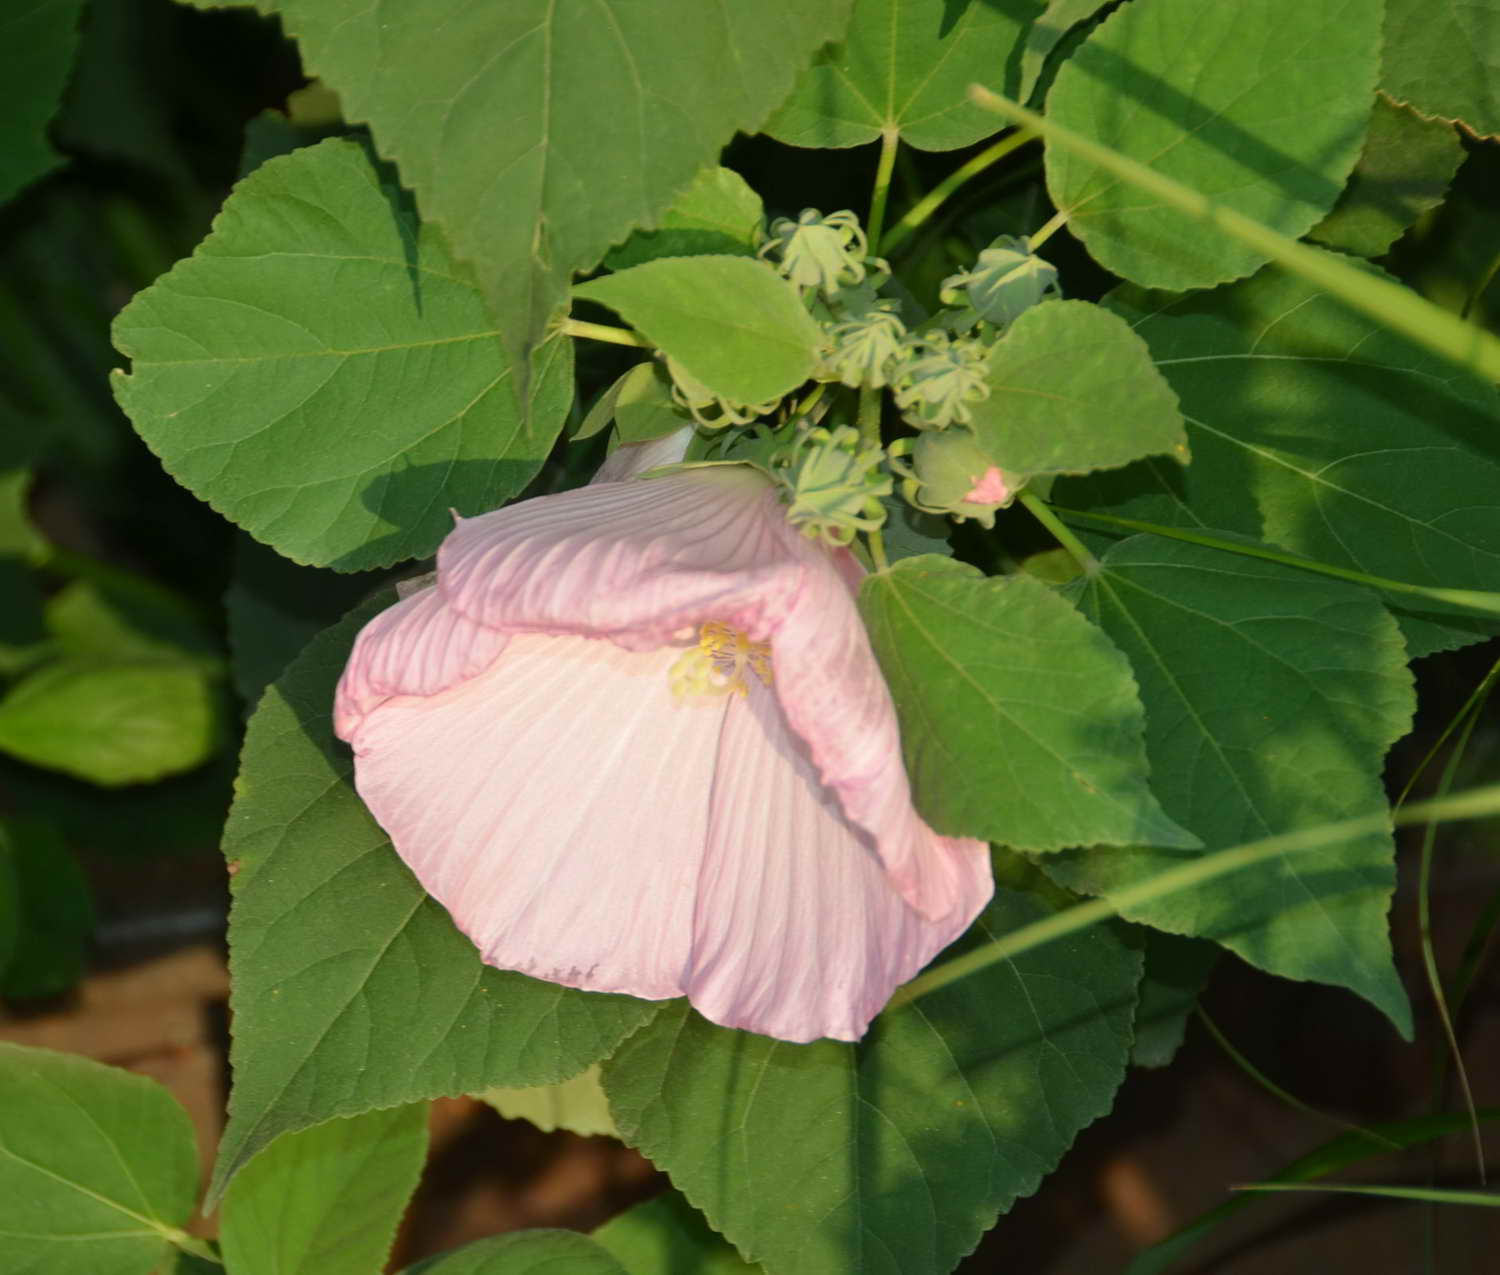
[333,436,992,1043]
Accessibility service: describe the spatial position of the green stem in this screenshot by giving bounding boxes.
[888,784,1500,1009]
[880,128,1037,256]
[1055,506,1500,619]
[165,1231,223,1264]
[1028,207,1070,249]
[1197,1009,1401,1151]
[858,385,891,571]
[867,129,900,251]
[1412,669,1495,1182]
[559,318,654,350]
[1019,490,1098,573]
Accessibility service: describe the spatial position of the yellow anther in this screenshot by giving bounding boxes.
[669,622,773,700]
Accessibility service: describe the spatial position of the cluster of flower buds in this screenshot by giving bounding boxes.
[654,209,1063,536]
[765,423,892,547]
[939,234,1059,328]
[888,428,1015,528]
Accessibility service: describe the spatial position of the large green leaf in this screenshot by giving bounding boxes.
[602,878,1140,1275]
[1383,0,1500,139]
[575,256,823,407]
[213,593,658,1200]
[594,1191,759,1274]
[1045,0,1382,289]
[1310,95,1464,259]
[605,167,764,271]
[219,1105,428,1275]
[112,139,574,571]
[859,556,1195,852]
[0,1043,200,1275]
[764,0,1041,150]
[1044,534,1414,1033]
[1017,0,1113,102]
[0,659,220,786]
[1057,259,1500,657]
[273,0,852,379]
[403,1232,628,1275]
[0,0,86,205]
[967,299,1186,477]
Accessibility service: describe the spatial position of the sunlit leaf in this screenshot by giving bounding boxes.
[1383,0,1500,139]
[766,0,1041,150]
[967,299,1186,477]
[112,139,574,571]
[606,167,764,271]
[273,0,853,376]
[860,556,1196,851]
[1045,0,1383,289]
[1058,258,1500,656]
[219,1105,428,1275]
[603,878,1140,1275]
[1044,534,1415,1034]
[0,1043,200,1275]
[575,256,823,406]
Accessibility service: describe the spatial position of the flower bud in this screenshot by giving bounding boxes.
[820,301,907,388]
[774,424,892,547]
[759,208,872,296]
[891,427,1016,528]
[939,234,1059,326]
[891,332,991,430]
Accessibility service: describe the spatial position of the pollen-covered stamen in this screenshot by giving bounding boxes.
[669,622,773,699]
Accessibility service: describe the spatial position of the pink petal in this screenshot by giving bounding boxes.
[964,465,1010,504]
[769,538,989,923]
[346,632,723,999]
[334,585,508,739]
[686,680,992,1042]
[591,426,693,483]
[437,468,804,650]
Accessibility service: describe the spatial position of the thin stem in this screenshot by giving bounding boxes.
[880,128,1037,256]
[1019,490,1098,573]
[888,784,1500,1008]
[559,318,654,350]
[1055,506,1500,620]
[166,1231,223,1264]
[867,129,900,251]
[858,385,891,571]
[1197,1009,1401,1151]
[1413,668,1495,1183]
[1028,207,1070,249]
[793,381,827,419]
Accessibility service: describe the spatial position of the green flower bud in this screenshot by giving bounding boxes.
[820,300,907,388]
[774,424,892,547]
[939,234,1059,326]
[892,332,991,429]
[759,208,872,296]
[889,427,1015,528]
